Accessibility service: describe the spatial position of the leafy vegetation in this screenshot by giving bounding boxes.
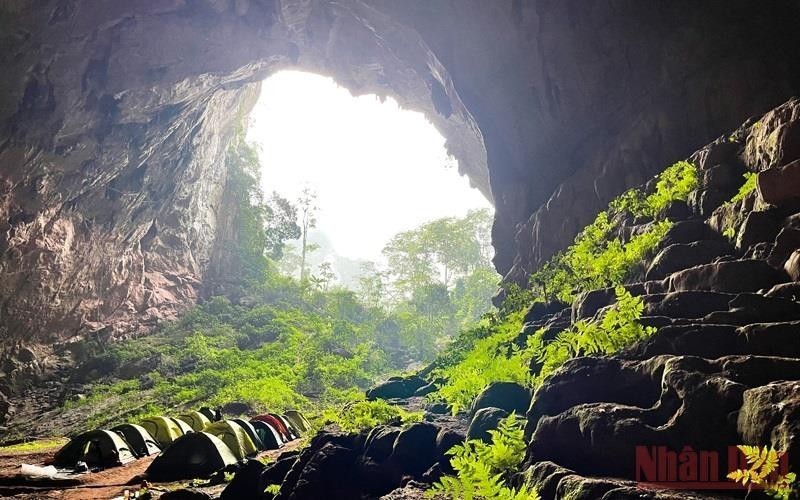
[64,125,498,431]
[0,438,68,454]
[429,162,697,413]
[319,400,422,433]
[429,414,539,500]
[729,171,758,205]
[727,445,796,499]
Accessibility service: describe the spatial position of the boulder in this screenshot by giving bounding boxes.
[470,381,531,418]
[261,453,300,486]
[687,188,728,217]
[657,220,720,249]
[412,381,438,397]
[738,381,800,461]
[388,423,439,477]
[221,460,266,500]
[363,426,401,462]
[222,401,252,416]
[642,291,734,319]
[645,240,733,280]
[758,158,800,205]
[784,250,800,280]
[767,227,800,268]
[466,407,508,442]
[668,259,787,293]
[367,376,427,400]
[736,211,781,251]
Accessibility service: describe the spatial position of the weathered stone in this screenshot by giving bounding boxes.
[736,210,782,251]
[367,376,427,400]
[466,407,508,442]
[645,240,733,281]
[784,250,800,280]
[737,381,800,461]
[767,227,800,268]
[668,259,787,293]
[758,160,800,205]
[470,381,531,417]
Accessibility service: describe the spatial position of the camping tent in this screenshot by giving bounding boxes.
[169,417,194,435]
[252,414,291,442]
[178,411,211,432]
[112,423,161,457]
[249,420,284,450]
[146,432,237,481]
[231,418,264,450]
[140,416,186,447]
[273,414,298,440]
[54,430,136,468]
[204,420,258,460]
[198,406,221,423]
[284,410,311,435]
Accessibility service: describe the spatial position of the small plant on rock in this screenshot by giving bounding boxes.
[727,445,796,500]
[428,414,540,500]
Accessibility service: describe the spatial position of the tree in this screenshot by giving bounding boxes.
[297,187,318,283]
[264,192,301,260]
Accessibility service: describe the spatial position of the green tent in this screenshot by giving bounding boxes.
[112,423,161,457]
[54,430,136,468]
[231,418,264,450]
[249,420,283,450]
[204,420,258,460]
[284,410,312,435]
[146,432,237,481]
[140,416,185,447]
[178,411,211,432]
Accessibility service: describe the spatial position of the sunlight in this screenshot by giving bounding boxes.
[246,70,492,263]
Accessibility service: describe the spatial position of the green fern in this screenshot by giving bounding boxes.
[728,172,758,205]
[428,414,540,500]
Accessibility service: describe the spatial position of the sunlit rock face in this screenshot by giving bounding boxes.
[1,0,800,356]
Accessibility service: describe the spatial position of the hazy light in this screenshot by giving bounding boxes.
[247,70,491,262]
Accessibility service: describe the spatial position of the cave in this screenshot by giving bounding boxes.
[2,1,800,499]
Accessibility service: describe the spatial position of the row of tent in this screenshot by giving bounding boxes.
[53,408,311,480]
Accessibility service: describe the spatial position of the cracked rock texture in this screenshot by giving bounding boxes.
[518,98,800,499]
[1,2,800,375]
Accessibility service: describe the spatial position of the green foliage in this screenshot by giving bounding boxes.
[0,438,68,454]
[433,310,532,414]
[728,172,758,205]
[530,287,654,385]
[727,445,796,499]
[429,414,539,500]
[610,161,698,218]
[320,400,422,433]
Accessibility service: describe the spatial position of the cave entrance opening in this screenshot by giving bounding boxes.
[245,70,493,289]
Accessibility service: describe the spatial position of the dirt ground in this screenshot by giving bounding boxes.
[0,439,303,499]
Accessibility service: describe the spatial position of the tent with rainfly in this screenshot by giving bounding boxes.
[203,420,258,461]
[252,414,291,442]
[140,416,187,447]
[146,432,237,481]
[284,410,311,435]
[178,411,211,432]
[249,420,284,450]
[112,423,161,457]
[231,418,264,450]
[54,430,136,468]
[273,414,299,440]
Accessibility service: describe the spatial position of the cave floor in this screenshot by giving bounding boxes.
[0,439,304,498]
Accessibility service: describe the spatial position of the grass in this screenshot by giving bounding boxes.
[0,438,68,454]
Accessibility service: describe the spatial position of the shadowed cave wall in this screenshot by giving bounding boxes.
[1,0,799,357]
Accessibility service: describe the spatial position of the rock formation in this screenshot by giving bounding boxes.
[2,1,800,360]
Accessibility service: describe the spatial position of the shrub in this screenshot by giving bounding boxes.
[320,400,422,433]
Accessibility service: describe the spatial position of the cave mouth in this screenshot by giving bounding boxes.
[245,70,493,285]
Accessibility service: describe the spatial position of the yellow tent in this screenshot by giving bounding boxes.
[203,420,258,461]
[140,416,185,447]
[178,411,211,432]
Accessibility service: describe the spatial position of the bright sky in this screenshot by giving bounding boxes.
[246,70,492,262]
